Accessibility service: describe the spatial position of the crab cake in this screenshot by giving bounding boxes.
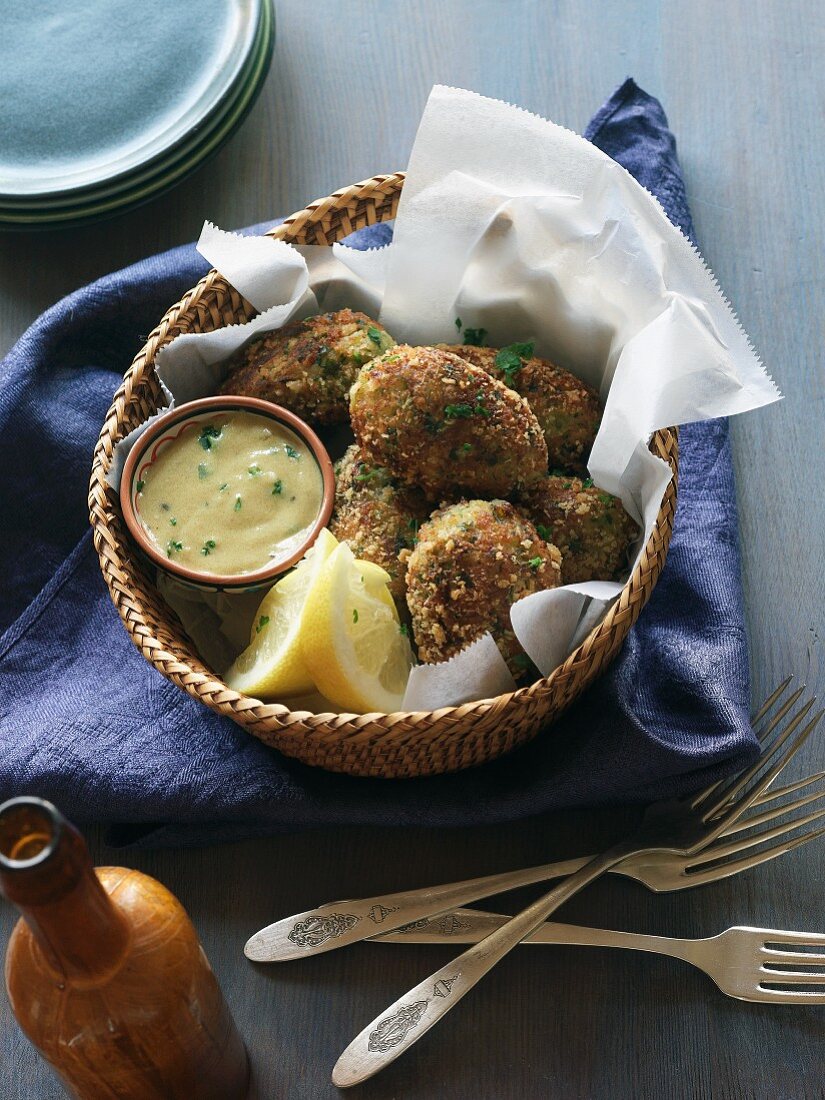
[349,345,548,500]
[219,309,395,426]
[437,343,600,473]
[329,446,430,612]
[405,499,561,679]
[520,475,639,585]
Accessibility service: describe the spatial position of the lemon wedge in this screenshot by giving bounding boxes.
[300,542,414,713]
[223,529,337,699]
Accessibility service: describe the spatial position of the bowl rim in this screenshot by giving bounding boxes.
[119,395,335,589]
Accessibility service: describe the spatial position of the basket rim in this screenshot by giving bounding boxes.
[88,171,678,734]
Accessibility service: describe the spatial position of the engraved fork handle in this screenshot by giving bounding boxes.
[332,838,643,1087]
[371,908,706,968]
[245,855,595,962]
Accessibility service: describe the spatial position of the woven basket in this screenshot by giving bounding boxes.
[89,172,679,779]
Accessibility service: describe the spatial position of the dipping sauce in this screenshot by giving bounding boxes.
[136,411,324,576]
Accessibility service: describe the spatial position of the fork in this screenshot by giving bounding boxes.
[372,910,825,1004]
[246,679,823,963]
[332,683,824,1086]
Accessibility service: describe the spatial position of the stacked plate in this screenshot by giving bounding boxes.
[0,0,274,229]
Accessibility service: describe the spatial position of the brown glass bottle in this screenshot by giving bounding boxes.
[0,797,249,1100]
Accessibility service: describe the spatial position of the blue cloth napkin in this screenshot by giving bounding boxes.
[0,80,757,847]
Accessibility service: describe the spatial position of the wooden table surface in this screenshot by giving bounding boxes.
[2,2,823,1097]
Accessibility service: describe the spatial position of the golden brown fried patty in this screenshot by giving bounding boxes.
[349,345,548,500]
[219,309,394,425]
[405,499,561,678]
[519,475,639,584]
[329,446,430,612]
[437,343,600,473]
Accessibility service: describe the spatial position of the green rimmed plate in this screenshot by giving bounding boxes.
[0,0,274,229]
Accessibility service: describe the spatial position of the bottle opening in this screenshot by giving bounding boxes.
[0,798,62,869]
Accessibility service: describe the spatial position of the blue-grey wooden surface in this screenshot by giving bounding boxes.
[1,2,823,1097]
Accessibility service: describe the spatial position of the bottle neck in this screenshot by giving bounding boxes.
[0,798,130,983]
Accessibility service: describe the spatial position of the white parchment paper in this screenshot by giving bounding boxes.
[111,86,780,712]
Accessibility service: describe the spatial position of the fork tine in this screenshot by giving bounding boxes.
[689,678,795,810]
[699,701,820,826]
[681,824,825,885]
[760,971,825,985]
[762,951,825,966]
[694,687,808,817]
[752,769,825,808]
[761,930,825,949]
[686,805,825,866]
[717,781,825,837]
[750,988,825,1003]
[716,708,825,833]
[751,675,794,726]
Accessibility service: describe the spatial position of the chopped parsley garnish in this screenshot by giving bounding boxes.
[367,325,383,347]
[136,479,145,493]
[399,622,410,636]
[248,465,261,477]
[234,496,242,511]
[255,615,270,634]
[443,402,474,420]
[461,442,473,453]
[198,463,208,480]
[495,341,534,385]
[462,327,487,347]
[528,556,543,570]
[354,467,385,482]
[582,477,594,489]
[166,539,183,556]
[285,445,299,460]
[201,539,216,556]
[271,479,283,495]
[444,394,491,420]
[599,492,613,505]
[219,482,228,492]
[550,468,567,477]
[198,425,221,450]
[536,524,553,542]
[317,346,339,374]
[352,609,359,624]
[169,517,177,527]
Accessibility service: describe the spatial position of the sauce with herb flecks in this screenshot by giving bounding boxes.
[136,411,323,575]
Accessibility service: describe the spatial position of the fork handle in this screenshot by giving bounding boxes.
[332,838,641,1088]
[245,855,595,962]
[371,908,703,966]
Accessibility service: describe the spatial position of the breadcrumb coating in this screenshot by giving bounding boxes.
[405,499,561,679]
[519,475,639,584]
[329,445,430,613]
[349,345,548,500]
[219,309,394,425]
[437,344,599,473]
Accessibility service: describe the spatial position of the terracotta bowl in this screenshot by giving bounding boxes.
[119,395,335,592]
